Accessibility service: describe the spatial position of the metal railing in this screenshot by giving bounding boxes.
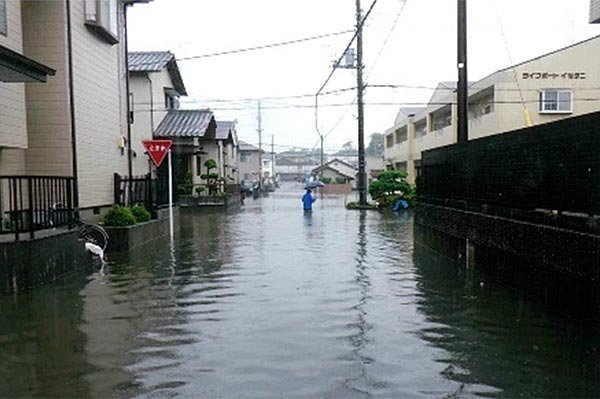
[0,176,75,241]
[114,173,173,216]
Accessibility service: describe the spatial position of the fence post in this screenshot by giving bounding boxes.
[145,173,154,218]
[28,178,34,240]
[11,178,19,241]
[114,173,121,206]
[67,178,74,229]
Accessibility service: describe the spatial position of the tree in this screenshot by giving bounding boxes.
[368,170,414,207]
[366,133,384,157]
[200,159,219,195]
[334,141,358,156]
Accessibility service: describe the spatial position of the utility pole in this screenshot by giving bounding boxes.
[457,0,469,143]
[257,101,263,191]
[320,135,324,174]
[271,134,275,181]
[356,0,367,205]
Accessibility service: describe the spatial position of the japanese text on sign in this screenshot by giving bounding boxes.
[522,72,586,80]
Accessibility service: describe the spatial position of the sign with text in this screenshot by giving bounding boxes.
[142,139,172,167]
[522,71,586,80]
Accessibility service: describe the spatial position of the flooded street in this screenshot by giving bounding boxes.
[1,185,599,398]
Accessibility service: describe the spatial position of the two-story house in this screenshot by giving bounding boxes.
[128,51,186,176]
[1,0,150,233]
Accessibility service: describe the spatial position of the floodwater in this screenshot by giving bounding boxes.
[1,184,599,398]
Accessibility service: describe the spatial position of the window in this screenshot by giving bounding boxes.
[539,89,572,113]
[395,127,407,144]
[241,153,252,163]
[196,156,202,176]
[415,119,427,138]
[164,91,179,110]
[385,134,394,148]
[0,0,6,36]
[85,0,119,45]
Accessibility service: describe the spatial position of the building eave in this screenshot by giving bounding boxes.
[0,44,56,83]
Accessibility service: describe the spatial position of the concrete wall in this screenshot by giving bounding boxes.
[0,230,90,294]
[415,203,600,315]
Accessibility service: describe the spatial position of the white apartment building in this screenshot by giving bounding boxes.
[385,35,600,184]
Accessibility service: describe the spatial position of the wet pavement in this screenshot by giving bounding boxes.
[0,184,599,398]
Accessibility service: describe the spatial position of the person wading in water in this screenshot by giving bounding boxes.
[302,189,316,211]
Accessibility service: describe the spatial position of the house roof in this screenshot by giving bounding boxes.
[154,110,215,138]
[313,165,355,179]
[239,141,261,152]
[216,121,236,141]
[128,51,187,95]
[312,158,357,177]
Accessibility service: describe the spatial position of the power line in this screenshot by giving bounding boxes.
[315,0,379,97]
[132,97,600,113]
[130,30,354,68]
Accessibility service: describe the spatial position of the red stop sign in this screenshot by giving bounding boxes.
[142,140,172,167]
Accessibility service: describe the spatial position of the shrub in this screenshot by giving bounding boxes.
[321,177,332,184]
[177,171,194,196]
[195,186,205,196]
[130,204,151,223]
[335,177,347,184]
[103,205,136,227]
[368,170,414,208]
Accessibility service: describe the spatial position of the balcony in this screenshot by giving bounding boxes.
[0,176,75,242]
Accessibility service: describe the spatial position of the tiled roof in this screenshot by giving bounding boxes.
[128,51,187,95]
[154,110,215,138]
[216,121,235,140]
[129,51,172,71]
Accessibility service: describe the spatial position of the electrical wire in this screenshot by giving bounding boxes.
[130,30,355,68]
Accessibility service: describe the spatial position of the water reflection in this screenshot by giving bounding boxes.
[1,187,599,398]
[412,242,600,397]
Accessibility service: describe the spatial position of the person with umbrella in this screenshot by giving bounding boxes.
[302,188,316,211]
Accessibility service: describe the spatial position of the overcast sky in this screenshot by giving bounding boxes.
[128,0,600,153]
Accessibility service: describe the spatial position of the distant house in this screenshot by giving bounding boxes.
[275,151,319,181]
[153,109,217,192]
[128,51,187,176]
[312,158,357,188]
[238,141,261,184]
[215,121,239,184]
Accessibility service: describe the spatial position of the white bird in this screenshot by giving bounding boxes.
[85,242,105,260]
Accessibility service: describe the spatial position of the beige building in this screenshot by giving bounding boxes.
[215,121,239,184]
[238,141,261,184]
[385,35,600,185]
[1,0,149,225]
[128,51,186,176]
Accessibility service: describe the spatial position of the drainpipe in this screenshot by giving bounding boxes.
[66,0,79,217]
[123,2,133,203]
[146,74,154,133]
